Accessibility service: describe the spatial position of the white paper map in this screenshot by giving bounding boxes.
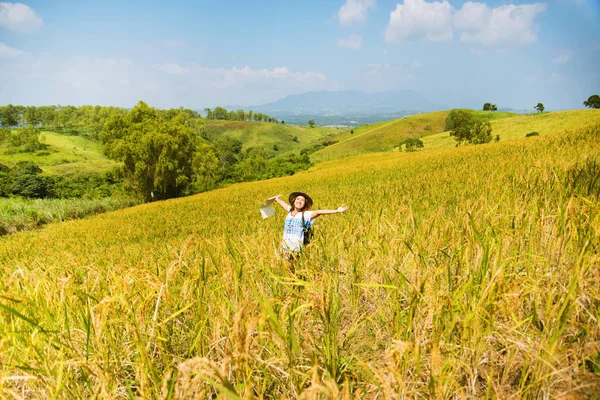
[259,195,281,219]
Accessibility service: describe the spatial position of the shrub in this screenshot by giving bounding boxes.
[526,132,540,137]
[401,138,424,152]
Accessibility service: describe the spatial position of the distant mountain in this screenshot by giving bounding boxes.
[229,90,443,117]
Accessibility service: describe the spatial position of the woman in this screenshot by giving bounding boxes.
[274,192,349,262]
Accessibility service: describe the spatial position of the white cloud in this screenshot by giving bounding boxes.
[337,34,363,50]
[385,0,453,43]
[0,41,23,58]
[0,2,42,33]
[157,63,190,75]
[339,0,375,26]
[384,1,547,49]
[0,51,331,107]
[454,2,547,48]
[552,53,570,64]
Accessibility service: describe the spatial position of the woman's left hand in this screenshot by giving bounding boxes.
[337,205,349,213]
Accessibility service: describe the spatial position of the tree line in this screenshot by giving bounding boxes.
[203,106,283,124]
[0,102,309,201]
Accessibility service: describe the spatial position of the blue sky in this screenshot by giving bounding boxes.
[0,0,598,110]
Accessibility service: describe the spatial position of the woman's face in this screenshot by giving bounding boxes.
[293,196,306,210]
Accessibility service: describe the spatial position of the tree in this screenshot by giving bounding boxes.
[101,101,198,201]
[583,95,600,109]
[212,107,227,120]
[470,121,493,144]
[483,103,498,111]
[9,126,44,152]
[281,120,285,125]
[0,104,19,128]
[191,143,220,191]
[11,162,47,198]
[401,138,424,152]
[308,120,315,128]
[535,103,545,113]
[449,109,493,145]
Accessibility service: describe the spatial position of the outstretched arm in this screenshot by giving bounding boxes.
[274,196,291,212]
[311,204,349,219]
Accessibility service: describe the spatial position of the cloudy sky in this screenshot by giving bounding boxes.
[0,0,598,110]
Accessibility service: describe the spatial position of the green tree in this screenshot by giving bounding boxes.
[491,104,497,111]
[9,126,44,152]
[470,121,493,144]
[445,109,471,131]
[483,103,492,111]
[535,103,545,113]
[11,162,47,198]
[0,104,19,128]
[402,138,424,152]
[212,107,227,120]
[101,101,198,201]
[191,143,220,192]
[308,119,315,128]
[24,106,40,127]
[584,95,600,109]
[449,109,493,145]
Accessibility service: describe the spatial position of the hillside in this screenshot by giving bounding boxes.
[310,110,515,162]
[0,123,598,397]
[204,120,338,153]
[421,109,600,151]
[0,131,117,174]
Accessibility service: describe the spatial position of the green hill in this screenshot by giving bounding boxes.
[204,120,338,154]
[310,110,515,162]
[0,131,117,174]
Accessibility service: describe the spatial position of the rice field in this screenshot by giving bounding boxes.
[0,124,598,398]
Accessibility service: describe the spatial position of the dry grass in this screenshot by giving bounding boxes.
[0,125,599,398]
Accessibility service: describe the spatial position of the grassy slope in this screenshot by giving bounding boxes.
[0,124,598,397]
[204,120,338,154]
[422,109,600,150]
[310,110,515,162]
[0,131,117,174]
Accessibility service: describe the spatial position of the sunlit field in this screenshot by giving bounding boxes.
[0,125,599,398]
[421,109,600,151]
[0,131,116,174]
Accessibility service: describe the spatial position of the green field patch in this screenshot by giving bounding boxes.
[205,120,337,153]
[0,131,116,173]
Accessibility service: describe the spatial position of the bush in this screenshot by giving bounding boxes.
[0,163,13,197]
[400,138,424,152]
[526,132,539,137]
